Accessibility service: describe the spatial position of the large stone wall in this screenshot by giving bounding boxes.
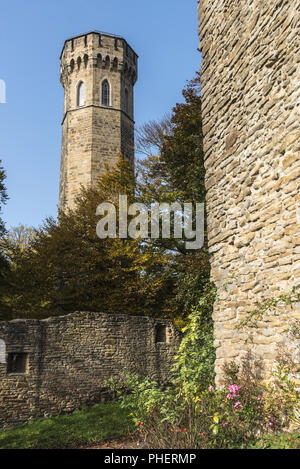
[0,312,181,428]
[59,32,137,211]
[198,0,300,383]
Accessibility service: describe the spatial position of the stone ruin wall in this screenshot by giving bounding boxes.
[0,312,181,428]
[198,0,300,384]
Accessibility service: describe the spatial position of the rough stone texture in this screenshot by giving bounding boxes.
[59,31,137,211]
[198,0,300,384]
[0,312,181,428]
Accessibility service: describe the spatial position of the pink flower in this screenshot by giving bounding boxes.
[257,405,261,409]
[226,393,234,400]
[222,422,229,428]
[234,401,242,410]
[228,385,241,396]
[209,386,215,392]
[257,397,262,401]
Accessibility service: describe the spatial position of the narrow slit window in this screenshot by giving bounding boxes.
[102,80,110,106]
[77,81,85,107]
[125,89,129,113]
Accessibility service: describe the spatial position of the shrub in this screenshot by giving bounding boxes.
[106,288,299,449]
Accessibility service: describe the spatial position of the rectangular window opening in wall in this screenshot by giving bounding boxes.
[155,325,167,344]
[7,352,28,375]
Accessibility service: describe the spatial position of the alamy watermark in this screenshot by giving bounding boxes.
[96,195,204,250]
[0,79,6,103]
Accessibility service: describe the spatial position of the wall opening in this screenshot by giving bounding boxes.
[125,88,129,114]
[97,53,102,68]
[77,81,85,107]
[102,80,110,106]
[7,352,28,374]
[113,57,118,71]
[155,325,167,344]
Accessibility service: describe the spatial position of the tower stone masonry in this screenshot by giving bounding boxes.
[59,31,138,211]
[198,0,300,385]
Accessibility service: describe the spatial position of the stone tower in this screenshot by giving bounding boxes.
[59,31,138,211]
[198,1,299,385]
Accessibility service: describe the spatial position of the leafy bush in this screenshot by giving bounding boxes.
[106,288,299,449]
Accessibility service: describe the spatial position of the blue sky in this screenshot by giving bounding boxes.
[0,0,200,229]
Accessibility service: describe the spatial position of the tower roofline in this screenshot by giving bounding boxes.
[60,30,139,59]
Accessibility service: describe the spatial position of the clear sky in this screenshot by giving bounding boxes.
[0,0,200,229]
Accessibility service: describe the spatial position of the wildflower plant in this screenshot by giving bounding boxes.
[106,288,299,449]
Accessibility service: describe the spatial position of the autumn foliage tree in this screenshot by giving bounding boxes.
[136,72,211,322]
[1,72,211,324]
[2,158,173,319]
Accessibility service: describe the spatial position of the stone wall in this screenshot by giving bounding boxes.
[0,312,181,428]
[59,32,137,211]
[198,0,300,384]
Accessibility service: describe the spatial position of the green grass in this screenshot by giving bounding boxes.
[1,403,298,449]
[0,401,134,449]
[251,432,300,450]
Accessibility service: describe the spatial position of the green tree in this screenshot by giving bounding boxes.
[0,160,9,318]
[3,157,172,319]
[3,71,211,325]
[136,72,210,322]
[0,160,8,237]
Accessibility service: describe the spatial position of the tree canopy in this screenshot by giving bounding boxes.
[1,72,211,325]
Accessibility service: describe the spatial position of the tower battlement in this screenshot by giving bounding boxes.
[60,31,138,85]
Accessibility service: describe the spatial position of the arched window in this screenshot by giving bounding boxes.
[102,80,110,106]
[70,59,75,73]
[113,57,118,71]
[77,81,85,107]
[105,56,110,69]
[97,53,102,68]
[125,89,129,114]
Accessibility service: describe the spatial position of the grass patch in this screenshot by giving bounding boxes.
[0,401,134,449]
[251,432,300,450]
